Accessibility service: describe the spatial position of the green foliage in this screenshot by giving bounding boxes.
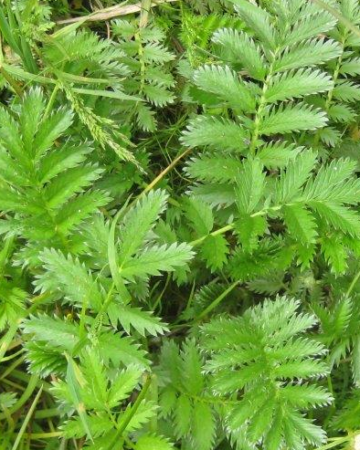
[201,297,332,449]
[309,0,360,149]
[2,1,360,450]
[112,19,175,131]
[158,340,216,450]
[0,88,109,265]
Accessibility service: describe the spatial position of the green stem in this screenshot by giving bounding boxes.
[0,374,39,420]
[27,431,63,440]
[152,273,171,311]
[249,49,279,155]
[105,374,152,449]
[195,281,240,321]
[34,408,60,419]
[190,224,234,247]
[0,349,24,362]
[42,83,60,122]
[10,369,51,392]
[135,33,146,96]
[314,435,352,450]
[188,203,288,249]
[0,322,20,361]
[346,268,360,297]
[11,385,43,450]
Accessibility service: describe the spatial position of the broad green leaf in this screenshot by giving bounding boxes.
[200,234,229,272]
[118,190,168,267]
[193,65,255,112]
[62,415,112,439]
[181,116,250,153]
[109,302,168,337]
[107,366,142,408]
[248,398,275,442]
[180,340,204,395]
[98,332,149,368]
[143,84,174,106]
[20,88,45,153]
[81,349,108,410]
[174,394,192,438]
[228,0,276,49]
[192,401,216,450]
[309,201,360,237]
[285,409,326,446]
[257,141,301,168]
[235,158,266,214]
[22,315,79,351]
[280,384,332,408]
[283,10,337,46]
[333,80,360,102]
[264,407,284,450]
[321,235,348,274]
[275,151,317,203]
[120,243,194,280]
[43,164,103,209]
[274,38,342,72]
[235,215,267,252]
[185,153,243,182]
[36,249,103,310]
[33,107,73,160]
[65,354,93,441]
[0,108,23,162]
[283,204,318,245]
[135,434,173,450]
[182,197,214,236]
[212,28,266,80]
[259,103,328,135]
[303,158,359,203]
[266,69,333,103]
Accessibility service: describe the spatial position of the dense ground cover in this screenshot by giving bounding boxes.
[2,0,360,449]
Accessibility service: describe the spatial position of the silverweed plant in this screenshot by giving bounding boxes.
[1,1,360,450]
